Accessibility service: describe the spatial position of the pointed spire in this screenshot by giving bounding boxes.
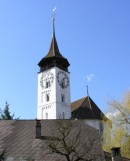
[45,8,61,58]
[38,8,70,72]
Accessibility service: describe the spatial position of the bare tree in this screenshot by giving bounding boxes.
[106,91,130,158]
[109,91,130,126]
[41,120,104,161]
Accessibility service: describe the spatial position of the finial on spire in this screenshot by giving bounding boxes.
[52,7,57,21]
[87,85,89,96]
[86,85,93,110]
[52,7,57,35]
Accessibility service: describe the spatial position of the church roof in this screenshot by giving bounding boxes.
[38,20,70,72]
[71,96,106,120]
[0,120,103,161]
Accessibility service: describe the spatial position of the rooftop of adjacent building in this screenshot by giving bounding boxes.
[71,96,108,121]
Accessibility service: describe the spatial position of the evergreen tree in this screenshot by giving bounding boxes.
[0,101,14,120]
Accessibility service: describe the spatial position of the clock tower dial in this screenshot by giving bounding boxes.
[57,71,69,88]
[40,72,54,88]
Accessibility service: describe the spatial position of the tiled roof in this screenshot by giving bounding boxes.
[0,120,104,161]
[71,96,106,120]
[71,97,87,112]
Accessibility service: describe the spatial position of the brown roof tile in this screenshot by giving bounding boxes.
[71,97,87,112]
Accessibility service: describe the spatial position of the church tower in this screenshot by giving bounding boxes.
[37,17,71,119]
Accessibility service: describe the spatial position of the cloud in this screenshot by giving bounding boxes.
[53,7,57,12]
[86,74,94,83]
[106,111,120,120]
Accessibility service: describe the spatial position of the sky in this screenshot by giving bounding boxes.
[0,0,130,119]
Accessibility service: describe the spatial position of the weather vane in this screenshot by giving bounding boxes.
[52,7,57,21]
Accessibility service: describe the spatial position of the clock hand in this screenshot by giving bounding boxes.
[61,78,65,88]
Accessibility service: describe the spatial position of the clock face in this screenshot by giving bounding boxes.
[57,71,69,88]
[40,72,54,88]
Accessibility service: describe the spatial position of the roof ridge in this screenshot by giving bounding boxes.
[71,96,87,104]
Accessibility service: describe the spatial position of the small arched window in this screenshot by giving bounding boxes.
[46,112,48,119]
[46,93,50,102]
[61,94,65,103]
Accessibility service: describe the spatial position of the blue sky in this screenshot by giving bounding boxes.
[0,0,130,119]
